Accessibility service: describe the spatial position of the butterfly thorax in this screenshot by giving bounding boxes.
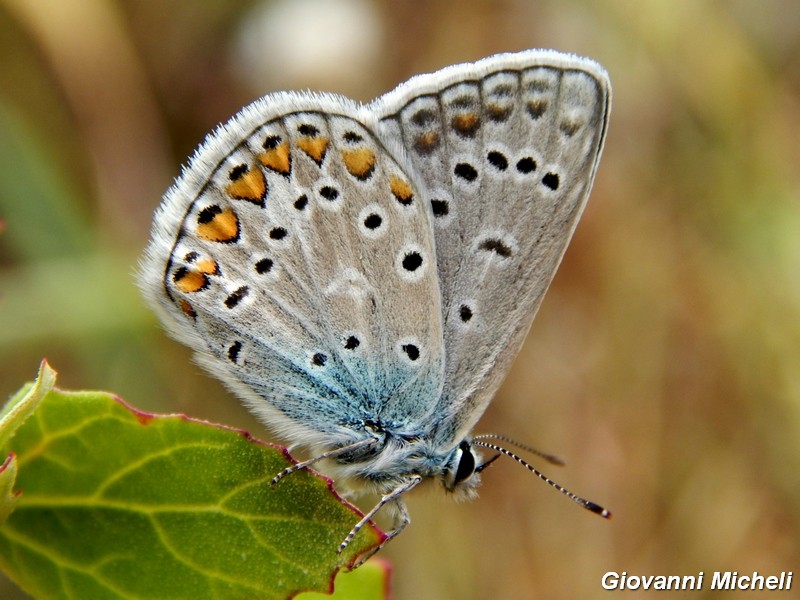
[326,421,484,500]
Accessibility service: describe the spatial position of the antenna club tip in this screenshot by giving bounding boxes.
[586,501,612,519]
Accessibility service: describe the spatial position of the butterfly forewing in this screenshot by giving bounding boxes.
[141,99,445,447]
[373,52,610,442]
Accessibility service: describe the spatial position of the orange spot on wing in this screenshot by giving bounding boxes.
[342,147,376,180]
[486,103,512,122]
[258,141,291,175]
[297,136,329,165]
[226,167,266,204]
[527,100,548,119]
[179,299,196,319]
[390,175,414,206]
[451,113,480,137]
[174,269,208,293]
[413,131,439,154]
[197,207,239,243]
[195,258,219,275]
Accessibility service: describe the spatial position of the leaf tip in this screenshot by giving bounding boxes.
[36,359,57,389]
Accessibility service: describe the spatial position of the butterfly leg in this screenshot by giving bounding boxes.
[339,475,422,566]
[271,437,377,485]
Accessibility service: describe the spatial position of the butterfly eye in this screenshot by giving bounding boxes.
[453,440,476,485]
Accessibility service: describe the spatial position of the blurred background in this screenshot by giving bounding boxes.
[1,0,799,598]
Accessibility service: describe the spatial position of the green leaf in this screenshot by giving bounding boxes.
[295,559,390,600]
[0,454,19,526]
[0,361,57,525]
[0,367,384,599]
[0,361,56,447]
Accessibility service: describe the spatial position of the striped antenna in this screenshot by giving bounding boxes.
[473,433,566,466]
[473,438,611,519]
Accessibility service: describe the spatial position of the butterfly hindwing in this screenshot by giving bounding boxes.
[372,51,611,443]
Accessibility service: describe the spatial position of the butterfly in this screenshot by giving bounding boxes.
[139,49,612,565]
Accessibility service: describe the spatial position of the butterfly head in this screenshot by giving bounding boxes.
[343,431,489,500]
[440,439,493,500]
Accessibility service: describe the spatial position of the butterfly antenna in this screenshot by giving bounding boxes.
[474,452,502,473]
[473,439,611,519]
[473,433,566,466]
